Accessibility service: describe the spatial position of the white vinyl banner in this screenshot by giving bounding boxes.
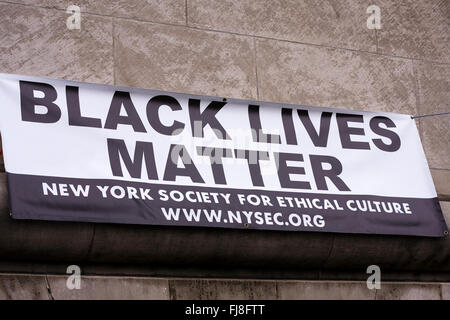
[0,73,447,236]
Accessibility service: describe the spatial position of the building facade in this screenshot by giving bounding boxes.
[0,0,449,299]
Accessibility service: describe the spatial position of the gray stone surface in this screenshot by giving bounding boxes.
[432,171,450,201]
[14,0,186,25]
[0,172,449,271]
[0,273,448,300]
[415,62,450,170]
[0,0,448,299]
[188,0,377,52]
[256,38,417,114]
[277,280,375,300]
[0,274,49,299]
[416,62,450,115]
[114,19,257,99]
[0,2,114,84]
[377,0,450,63]
[421,116,450,170]
[47,275,169,300]
[440,202,450,230]
[376,283,442,300]
[169,279,277,300]
[442,283,450,300]
[0,173,95,263]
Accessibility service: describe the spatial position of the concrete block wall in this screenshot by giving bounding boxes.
[0,1,449,299]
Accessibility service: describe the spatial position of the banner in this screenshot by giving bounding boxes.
[0,73,447,236]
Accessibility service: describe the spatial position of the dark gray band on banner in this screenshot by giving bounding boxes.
[6,172,448,237]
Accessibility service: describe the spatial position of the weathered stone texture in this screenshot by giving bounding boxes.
[377,1,450,63]
[376,283,442,300]
[169,279,277,300]
[0,274,49,299]
[188,0,377,52]
[47,275,169,300]
[256,39,417,114]
[14,0,186,25]
[415,62,450,169]
[114,19,257,99]
[277,281,375,300]
[440,202,450,229]
[0,3,114,84]
[432,172,450,200]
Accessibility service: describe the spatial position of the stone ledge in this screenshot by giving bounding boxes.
[0,274,448,300]
[432,170,450,201]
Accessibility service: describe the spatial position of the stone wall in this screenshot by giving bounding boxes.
[0,273,449,300]
[0,0,449,299]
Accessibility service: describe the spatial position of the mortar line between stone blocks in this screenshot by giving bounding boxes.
[375,29,379,54]
[2,0,450,67]
[44,274,55,300]
[110,19,450,67]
